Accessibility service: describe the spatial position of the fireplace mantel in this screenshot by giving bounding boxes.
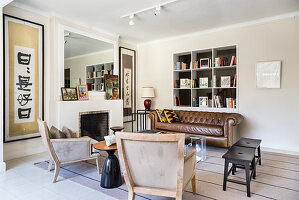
[55,99,123,135]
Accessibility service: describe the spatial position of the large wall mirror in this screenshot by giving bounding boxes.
[63,30,114,92]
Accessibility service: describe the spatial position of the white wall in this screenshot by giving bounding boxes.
[137,16,299,153]
[64,50,113,87]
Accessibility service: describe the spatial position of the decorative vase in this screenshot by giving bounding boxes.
[144,99,152,110]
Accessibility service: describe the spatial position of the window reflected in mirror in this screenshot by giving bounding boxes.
[64,31,114,92]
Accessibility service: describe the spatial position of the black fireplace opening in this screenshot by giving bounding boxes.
[80,111,109,141]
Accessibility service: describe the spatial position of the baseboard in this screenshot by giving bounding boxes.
[0,162,6,172]
[262,147,299,156]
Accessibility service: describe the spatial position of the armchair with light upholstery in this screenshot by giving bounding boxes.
[116,132,196,200]
[37,119,101,183]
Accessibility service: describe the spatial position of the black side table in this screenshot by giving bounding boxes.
[222,146,256,197]
[93,141,122,189]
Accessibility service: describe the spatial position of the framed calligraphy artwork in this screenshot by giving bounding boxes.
[3,15,44,142]
[119,47,136,123]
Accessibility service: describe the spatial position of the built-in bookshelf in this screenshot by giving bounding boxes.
[173,45,238,111]
[86,62,113,92]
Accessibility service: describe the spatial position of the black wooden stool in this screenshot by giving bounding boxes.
[234,137,262,165]
[222,146,256,197]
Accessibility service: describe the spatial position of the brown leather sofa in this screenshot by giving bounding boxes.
[149,110,244,148]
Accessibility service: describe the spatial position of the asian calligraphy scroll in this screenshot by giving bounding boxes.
[4,15,44,142]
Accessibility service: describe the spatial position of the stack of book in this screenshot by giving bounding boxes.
[214,56,237,67]
[193,61,199,69]
[226,98,236,108]
[214,95,223,108]
[191,79,199,88]
[175,62,189,70]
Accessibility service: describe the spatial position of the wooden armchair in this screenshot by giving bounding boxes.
[116,132,197,200]
[37,119,101,183]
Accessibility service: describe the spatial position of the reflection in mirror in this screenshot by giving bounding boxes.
[64,31,114,92]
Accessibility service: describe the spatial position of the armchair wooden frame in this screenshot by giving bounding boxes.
[37,119,101,183]
[116,132,196,200]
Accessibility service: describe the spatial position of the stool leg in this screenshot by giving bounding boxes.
[258,146,261,165]
[251,159,256,179]
[223,160,229,191]
[245,163,251,197]
[232,164,235,175]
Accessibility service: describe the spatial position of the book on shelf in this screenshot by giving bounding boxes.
[230,56,237,66]
[226,98,236,108]
[193,60,199,69]
[214,57,232,67]
[199,77,209,88]
[214,95,223,108]
[233,74,237,87]
[191,79,199,88]
[221,76,231,88]
[180,79,191,89]
[175,62,189,70]
[175,96,180,106]
[174,80,180,88]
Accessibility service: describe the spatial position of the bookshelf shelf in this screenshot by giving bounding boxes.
[86,62,113,92]
[173,45,238,110]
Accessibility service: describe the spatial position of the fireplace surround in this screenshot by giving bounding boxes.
[79,110,109,141]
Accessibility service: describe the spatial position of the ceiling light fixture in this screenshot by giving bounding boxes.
[120,0,180,25]
[129,14,135,26]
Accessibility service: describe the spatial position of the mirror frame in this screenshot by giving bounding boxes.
[58,24,119,95]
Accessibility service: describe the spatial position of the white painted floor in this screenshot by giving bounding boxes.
[0,152,116,200]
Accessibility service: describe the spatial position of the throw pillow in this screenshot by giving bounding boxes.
[49,126,66,139]
[164,109,180,123]
[156,109,168,123]
[62,126,77,138]
[104,135,116,146]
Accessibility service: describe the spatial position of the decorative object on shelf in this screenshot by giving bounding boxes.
[76,85,89,100]
[104,75,119,100]
[119,47,136,123]
[200,58,209,68]
[256,61,281,88]
[221,76,231,88]
[180,79,191,89]
[3,15,44,142]
[141,87,155,110]
[199,97,208,107]
[199,77,209,88]
[61,87,78,101]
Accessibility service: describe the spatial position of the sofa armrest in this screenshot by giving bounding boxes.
[50,138,91,162]
[149,111,159,130]
[224,113,244,147]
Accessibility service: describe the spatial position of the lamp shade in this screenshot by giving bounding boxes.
[141,87,155,98]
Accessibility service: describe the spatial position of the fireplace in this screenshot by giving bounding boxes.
[79,110,109,141]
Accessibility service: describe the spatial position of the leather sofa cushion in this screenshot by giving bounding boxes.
[175,110,226,126]
[155,122,223,137]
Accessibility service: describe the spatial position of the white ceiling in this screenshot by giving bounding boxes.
[64,31,113,58]
[10,0,299,44]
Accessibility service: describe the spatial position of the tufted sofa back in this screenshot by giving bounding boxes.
[175,110,228,126]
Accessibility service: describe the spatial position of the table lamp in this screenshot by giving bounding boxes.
[141,87,155,110]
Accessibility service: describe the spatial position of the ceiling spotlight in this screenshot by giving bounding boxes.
[129,14,135,26]
[154,5,161,16]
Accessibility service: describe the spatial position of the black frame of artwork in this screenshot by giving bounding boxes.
[119,47,136,123]
[3,14,44,143]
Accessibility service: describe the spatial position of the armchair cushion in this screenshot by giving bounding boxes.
[62,126,77,138]
[49,126,66,139]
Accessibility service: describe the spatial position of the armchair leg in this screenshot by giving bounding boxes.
[96,157,101,174]
[53,163,60,183]
[48,159,53,172]
[191,175,196,194]
[128,191,135,200]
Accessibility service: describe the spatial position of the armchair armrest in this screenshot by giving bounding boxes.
[50,138,91,162]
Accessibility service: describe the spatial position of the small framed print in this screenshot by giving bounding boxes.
[61,87,78,101]
[200,58,209,68]
[76,85,89,100]
[221,76,231,88]
[199,77,209,88]
[199,97,208,107]
[256,61,281,88]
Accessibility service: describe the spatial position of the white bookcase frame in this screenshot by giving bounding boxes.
[172,44,239,112]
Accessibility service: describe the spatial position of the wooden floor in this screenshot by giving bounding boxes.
[186,147,299,200]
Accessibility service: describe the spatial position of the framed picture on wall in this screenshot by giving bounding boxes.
[119,47,136,123]
[3,15,44,142]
